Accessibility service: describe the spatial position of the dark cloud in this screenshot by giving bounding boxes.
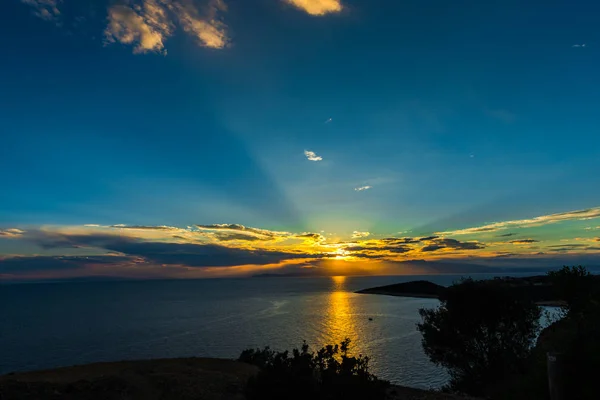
[421,245,444,252]
[509,239,539,244]
[498,233,516,237]
[345,244,411,254]
[27,232,323,268]
[212,233,264,241]
[418,236,439,242]
[420,238,484,252]
[0,255,132,274]
[381,237,419,244]
[547,244,600,253]
[102,242,314,267]
[31,233,117,250]
[295,233,325,241]
[435,238,485,250]
[492,253,519,258]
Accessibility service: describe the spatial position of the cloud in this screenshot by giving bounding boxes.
[20,0,61,22]
[547,244,588,248]
[419,238,485,253]
[381,237,419,244]
[104,0,229,54]
[509,239,539,244]
[295,232,326,244]
[339,236,484,258]
[304,150,323,161]
[110,225,181,231]
[32,232,323,267]
[421,244,444,252]
[498,233,516,237]
[284,0,343,16]
[352,231,370,239]
[438,207,600,236]
[418,236,439,242]
[0,255,133,274]
[196,224,292,241]
[6,220,600,281]
[434,238,485,250]
[105,2,172,54]
[171,0,229,49]
[345,245,411,254]
[0,229,25,238]
[354,186,372,191]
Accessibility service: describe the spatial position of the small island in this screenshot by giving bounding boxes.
[354,275,599,307]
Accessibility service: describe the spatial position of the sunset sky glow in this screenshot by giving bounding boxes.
[2,0,600,281]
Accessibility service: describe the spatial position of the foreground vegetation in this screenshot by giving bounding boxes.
[417,277,542,396]
[239,339,389,400]
[417,266,600,399]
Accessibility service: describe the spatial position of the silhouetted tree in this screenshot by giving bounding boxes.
[417,278,541,396]
[239,339,389,400]
[547,265,596,316]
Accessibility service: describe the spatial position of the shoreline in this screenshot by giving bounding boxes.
[0,358,476,400]
[354,277,572,308]
[356,290,441,299]
[356,290,565,307]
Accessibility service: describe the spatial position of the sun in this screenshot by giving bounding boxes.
[332,246,351,260]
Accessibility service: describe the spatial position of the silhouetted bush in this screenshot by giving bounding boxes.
[417,278,542,397]
[238,338,389,400]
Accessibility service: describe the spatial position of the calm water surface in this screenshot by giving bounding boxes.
[0,274,545,388]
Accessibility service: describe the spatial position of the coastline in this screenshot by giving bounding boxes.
[356,290,441,299]
[354,277,570,308]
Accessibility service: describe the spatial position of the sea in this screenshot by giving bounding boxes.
[0,274,555,389]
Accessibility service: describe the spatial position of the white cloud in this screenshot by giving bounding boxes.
[438,207,600,236]
[20,0,62,22]
[285,0,343,16]
[352,231,370,238]
[171,0,229,49]
[354,185,372,191]
[104,3,172,54]
[304,150,323,161]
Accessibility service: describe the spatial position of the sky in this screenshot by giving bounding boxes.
[1,0,600,281]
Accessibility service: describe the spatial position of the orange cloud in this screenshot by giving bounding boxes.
[285,0,343,16]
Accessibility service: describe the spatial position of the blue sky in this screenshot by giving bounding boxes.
[1,0,600,280]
